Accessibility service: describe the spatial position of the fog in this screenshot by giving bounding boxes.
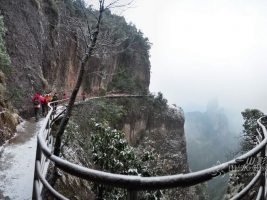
[86,0,267,132]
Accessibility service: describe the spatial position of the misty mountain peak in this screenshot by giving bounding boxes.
[206,98,228,134]
[207,98,221,113]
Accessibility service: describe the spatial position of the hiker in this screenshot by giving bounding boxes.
[44,93,51,104]
[39,94,45,116]
[62,93,67,100]
[49,93,53,101]
[52,93,58,112]
[32,94,41,122]
[42,94,49,116]
[82,91,86,101]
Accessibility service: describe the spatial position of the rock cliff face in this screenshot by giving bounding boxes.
[0,0,150,118]
[123,104,189,174]
[60,97,200,199]
[123,104,196,199]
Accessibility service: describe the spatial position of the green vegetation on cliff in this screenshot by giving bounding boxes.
[0,12,11,73]
[57,96,166,199]
[90,120,161,199]
[54,94,200,199]
[107,66,148,94]
[239,109,265,153]
[61,0,152,95]
[59,0,152,96]
[223,109,266,200]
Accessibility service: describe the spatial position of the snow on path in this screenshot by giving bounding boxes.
[0,117,45,200]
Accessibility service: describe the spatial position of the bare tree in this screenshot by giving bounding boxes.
[53,0,135,157]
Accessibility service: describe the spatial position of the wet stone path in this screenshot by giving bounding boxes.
[0,117,44,200]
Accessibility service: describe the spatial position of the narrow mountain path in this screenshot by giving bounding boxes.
[0,117,45,200]
[0,95,141,199]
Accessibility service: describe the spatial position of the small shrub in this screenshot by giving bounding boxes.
[6,100,17,113]
[0,71,5,84]
[152,92,168,112]
[6,86,25,102]
[0,84,5,98]
[99,88,106,96]
[133,129,147,147]
[107,66,146,94]
[3,111,17,127]
[90,121,161,199]
[2,128,10,139]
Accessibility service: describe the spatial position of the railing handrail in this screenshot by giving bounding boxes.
[36,119,267,189]
[32,96,267,199]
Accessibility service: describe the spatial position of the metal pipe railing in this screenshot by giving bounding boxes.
[256,186,263,200]
[32,99,69,199]
[32,96,267,200]
[36,161,68,200]
[230,170,261,200]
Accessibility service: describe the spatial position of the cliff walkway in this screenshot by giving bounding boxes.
[0,117,45,199]
[0,95,267,199]
[0,95,143,200]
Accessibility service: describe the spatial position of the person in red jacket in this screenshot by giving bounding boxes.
[43,94,51,116]
[32,94,41,122]
[62,93,67,100]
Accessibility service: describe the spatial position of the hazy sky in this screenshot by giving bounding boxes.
[86,0,267,127]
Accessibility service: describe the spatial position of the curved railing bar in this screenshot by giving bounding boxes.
[37,114,267,190]
[36,161,68,200]
[32,99,69,199]
[37,134,52,157]
[33,97,267,199]
[230,170,261,200]
[256,186,263,200]
[229,117,267,199]
[33,180,41,200]
[230,116,267,199]
[39,149,262,190]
